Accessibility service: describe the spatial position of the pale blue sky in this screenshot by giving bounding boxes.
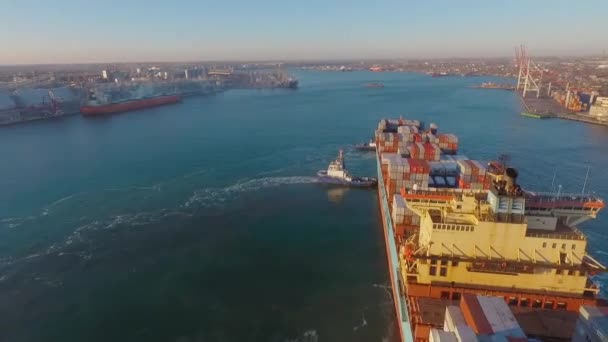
[2,0,607,64]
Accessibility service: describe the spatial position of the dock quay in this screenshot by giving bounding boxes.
[557,112,608,126]
[518,94,608,126]
[471,82,515,90]
[518,95,567,118]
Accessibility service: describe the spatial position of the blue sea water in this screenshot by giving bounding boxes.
[0,71,607,341]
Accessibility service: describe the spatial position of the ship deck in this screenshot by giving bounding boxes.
[511,307,578,341]
[411,297,458,327]
[418,279,599,299]
[526,220,586,241]
[409,296,577,341]
[376,151,415,342]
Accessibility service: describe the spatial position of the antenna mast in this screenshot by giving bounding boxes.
[582,166,590,195]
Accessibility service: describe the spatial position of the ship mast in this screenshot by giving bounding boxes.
[582,166,590,195]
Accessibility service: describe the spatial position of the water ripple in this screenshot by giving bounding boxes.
[183,175,318,208]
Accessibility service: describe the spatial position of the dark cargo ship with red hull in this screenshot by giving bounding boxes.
[81,94,181,116]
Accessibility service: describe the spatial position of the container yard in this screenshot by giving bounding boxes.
[514,46,608,126]
[372,117,606,342]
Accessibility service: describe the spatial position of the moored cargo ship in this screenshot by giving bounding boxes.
[81,94,181,116]
[373,118,606,341]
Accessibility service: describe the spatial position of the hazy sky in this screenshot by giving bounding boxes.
[2,0,607,64]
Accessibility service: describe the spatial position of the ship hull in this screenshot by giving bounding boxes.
[81,95,181,116]
[375,151,414,342]
[316,171,377,188]
[355,144,376,151]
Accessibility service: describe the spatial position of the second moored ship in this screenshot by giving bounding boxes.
[81,91,181,116]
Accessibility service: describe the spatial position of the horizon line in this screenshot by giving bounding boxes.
[2,54,608,68]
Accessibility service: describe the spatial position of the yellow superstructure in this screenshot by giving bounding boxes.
[401,184,604,298]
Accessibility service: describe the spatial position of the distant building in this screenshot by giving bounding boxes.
[101,70,108,79]
[590,97,608,118]
[184,69,189,79]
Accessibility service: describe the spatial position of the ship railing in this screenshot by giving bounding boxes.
[525,228,586,241]
[583,253,607,270]
[525,192,604,204]
[432,222,476,232]
[375,151,415,342]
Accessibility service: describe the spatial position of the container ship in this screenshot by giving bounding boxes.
[81,93,181,116]
[372,118,606,341]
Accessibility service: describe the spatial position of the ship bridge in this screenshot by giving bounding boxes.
[400,189,457,209]
[399,188,488,219]
[525,192,604,226]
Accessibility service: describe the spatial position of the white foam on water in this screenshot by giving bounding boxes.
[1,218,23,223]
[184,176,318,208]
[0,207,190,271]
[40,193,84,216]
[103,184,162,192]
[353,312,368,331]
[2,193,81,227]
[255,167,287,177]
[24,253,41,260]
[284,330,319,342]
[182,168,213,179]
[0,215,37,229]
[46,194,78,208]
[2,175,314,269]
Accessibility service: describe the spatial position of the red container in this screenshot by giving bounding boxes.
[460,294,492,335]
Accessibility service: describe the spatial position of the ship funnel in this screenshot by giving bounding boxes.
[429,123,438,134]
[503,167,521,195]
[506,167,518,180]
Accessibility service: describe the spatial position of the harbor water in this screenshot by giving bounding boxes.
[1,71,607,342]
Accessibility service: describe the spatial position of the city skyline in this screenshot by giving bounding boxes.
[2,0,608,65]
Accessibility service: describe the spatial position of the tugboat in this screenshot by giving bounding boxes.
[317,150,377,187]
[354,139,376,151]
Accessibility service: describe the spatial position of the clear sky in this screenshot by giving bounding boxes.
[2,0,607,64]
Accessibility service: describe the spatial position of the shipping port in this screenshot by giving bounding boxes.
[372,118,606,341]
[0,64,298,125]
[515,46,608,126]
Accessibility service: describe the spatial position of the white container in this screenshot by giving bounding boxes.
[429,329,458,342]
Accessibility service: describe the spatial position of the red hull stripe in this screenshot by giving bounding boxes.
[81,95,181,115]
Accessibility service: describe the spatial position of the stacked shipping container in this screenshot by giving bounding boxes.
[378,119,499,248]
[459,294,527,340]
[397,125,419,134]
[437,133,459,154]
[572,305,608,342]
[376,132,400,153]
[457,160,491,190]
[392,194,420,239]
[431,295,529,342]
[376,119,446,161]
[386,156,431,205]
